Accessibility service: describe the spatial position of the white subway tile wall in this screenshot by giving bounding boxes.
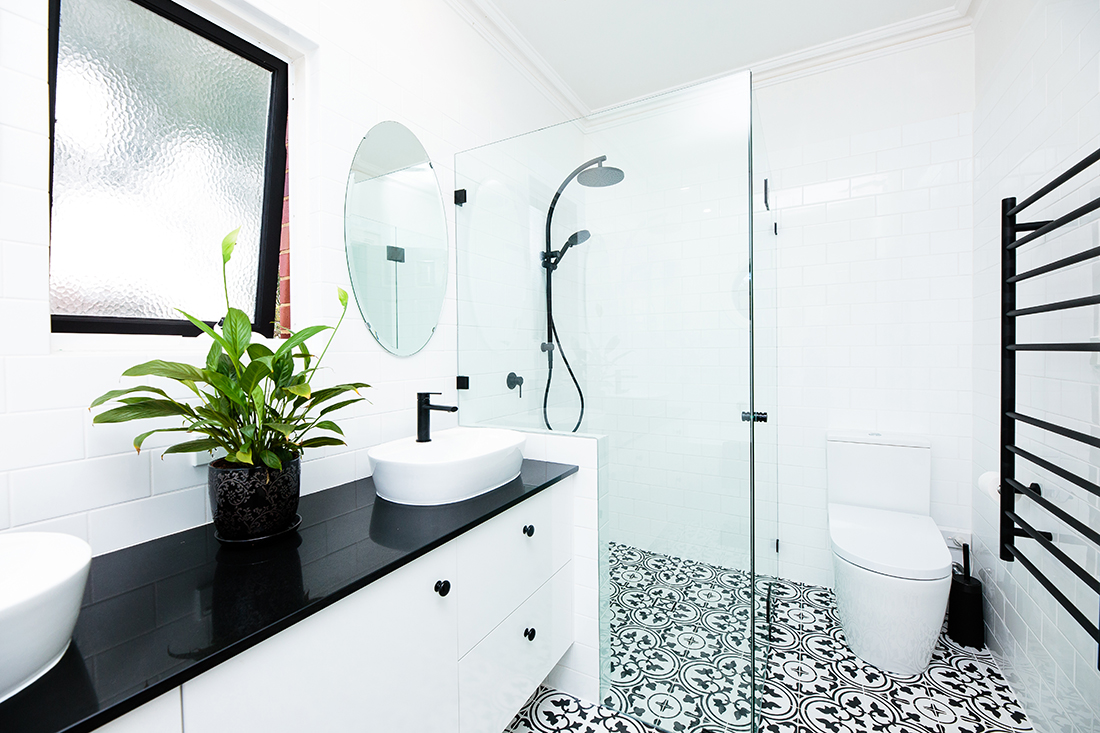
[758,42,976,587]
[971,1,1100,732]
[0,0,567,555]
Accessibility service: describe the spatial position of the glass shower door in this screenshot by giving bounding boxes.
[751,80,780,732]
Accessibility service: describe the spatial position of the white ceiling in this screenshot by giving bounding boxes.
[473,0,965,112]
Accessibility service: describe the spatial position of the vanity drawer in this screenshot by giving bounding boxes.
[455,483,571,656]
[458,562,573,733]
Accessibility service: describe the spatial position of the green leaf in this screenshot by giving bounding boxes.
[285,383,312,399]
[272,357,293,388]
[93,400,193,424]
[265,422,296,437]
[89,385,171,408]
[217,353,236,377]
[240,359,272,394]
[259,450,283,471]
[298,436,346,449]
[297,342,312,372]
[133,427,193,453]
[222,227,240,265]
[246,343,274,360]
[307,383,371,408]
[177,309,233,357]
[252,384,265,426]
[318,397,364,418]
[194,405,238,434]
[274,325,329,361]
[235,446,253,464]
[122,360,206,383]
[337,287,348,308]
[205,370,248,408]
[205,341,222,373]
[313,420,343,435]
[164,438,223,455]
[223,308,252,360]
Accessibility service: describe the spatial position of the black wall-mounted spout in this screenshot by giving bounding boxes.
[417,392,457,443]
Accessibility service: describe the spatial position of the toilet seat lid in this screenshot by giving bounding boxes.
[828,503,952,580]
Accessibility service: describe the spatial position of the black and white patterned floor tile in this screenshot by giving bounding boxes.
[506,543,1033,733]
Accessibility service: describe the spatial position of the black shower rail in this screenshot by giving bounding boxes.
[1000,144,1100,670]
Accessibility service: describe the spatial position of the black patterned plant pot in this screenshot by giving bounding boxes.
[208,458,301,543]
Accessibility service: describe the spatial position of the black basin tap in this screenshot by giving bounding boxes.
[417,392,457,443]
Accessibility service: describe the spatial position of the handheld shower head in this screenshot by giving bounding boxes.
[556,230,590,263]
[565,229,590,248]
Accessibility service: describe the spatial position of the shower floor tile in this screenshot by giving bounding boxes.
[505,543,1033,733]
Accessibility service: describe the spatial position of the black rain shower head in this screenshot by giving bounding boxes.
[577,161,625,187]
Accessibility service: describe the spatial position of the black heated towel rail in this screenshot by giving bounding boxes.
[1001,144,1100,669]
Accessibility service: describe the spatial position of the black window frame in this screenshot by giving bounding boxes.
[47,0,289,338]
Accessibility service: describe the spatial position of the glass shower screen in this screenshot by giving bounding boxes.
[456,71,774,732]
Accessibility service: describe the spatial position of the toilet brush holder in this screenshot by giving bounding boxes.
[948,543,985,649]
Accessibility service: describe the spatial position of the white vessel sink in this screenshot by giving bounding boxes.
[369,427,526,506]
[0,532,91,703]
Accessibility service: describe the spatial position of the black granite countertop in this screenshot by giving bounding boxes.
[0,459,578,733]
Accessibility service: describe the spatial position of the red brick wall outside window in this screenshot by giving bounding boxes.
[275,136,290,338]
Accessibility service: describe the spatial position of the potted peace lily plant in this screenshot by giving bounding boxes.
[90,229,369,543]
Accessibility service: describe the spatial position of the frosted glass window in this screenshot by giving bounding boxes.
[49,0,287,334]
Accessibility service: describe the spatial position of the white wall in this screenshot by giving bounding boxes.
[971,1,1100,732]
[0,0,566,555]
[756,33,976,587]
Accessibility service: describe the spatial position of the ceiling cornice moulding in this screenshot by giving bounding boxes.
[448,1,975,118]
[750,8,973,89]
[444,0,590,119]
[591,9,973,114]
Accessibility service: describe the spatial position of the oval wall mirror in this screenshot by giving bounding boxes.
[345,121,448,356]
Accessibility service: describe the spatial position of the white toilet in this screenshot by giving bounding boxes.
[827,430,952,675]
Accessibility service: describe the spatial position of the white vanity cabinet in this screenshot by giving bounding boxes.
[95,690,182,733]
[454,482,573,733]
[181,543,461,733]
[458,565,573,733]
[175,480,573,733]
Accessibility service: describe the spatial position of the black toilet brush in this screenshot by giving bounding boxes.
[948,542,985,649]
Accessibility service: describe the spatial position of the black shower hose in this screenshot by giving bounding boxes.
[542,312,585,433]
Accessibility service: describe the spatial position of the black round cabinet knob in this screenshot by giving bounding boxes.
[523,627,536,641]
[434,580,451,597]
[523,524,535,537]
